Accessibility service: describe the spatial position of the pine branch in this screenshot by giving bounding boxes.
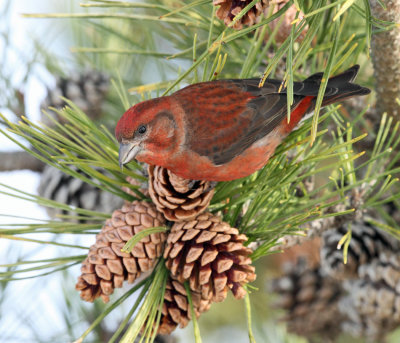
[0,150,45,172]
[271,204,348,251]
[250,187,365,252]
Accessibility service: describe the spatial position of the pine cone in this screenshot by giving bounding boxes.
[76,201,166,303]
[157,276,212,335]
[383,200,400,225]
[164,212,256,303]
[122,175,150,199]
[270,258,344,340]
[265,1,308,44]
[38,165,124,221]
[340,252,400,340]
[320,221,399,280]
[214,0,270,29]
[148,165,215,222]
[41,70,109,125]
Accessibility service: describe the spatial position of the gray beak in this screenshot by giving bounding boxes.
[119,142,141,169]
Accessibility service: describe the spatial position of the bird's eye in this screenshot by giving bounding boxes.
[137,125,147,135]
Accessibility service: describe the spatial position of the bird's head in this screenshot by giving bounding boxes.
[115,97,178,168]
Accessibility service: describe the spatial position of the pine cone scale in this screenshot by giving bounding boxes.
[111,242,130,257]
[82,273,98,285]
[106,259,124,275]
[95,264,112,280]
[98,246,117,259]
[88,254,104,265]
[186,245,204,263]
[165,196,186,205]
[214,257,234,273]
[183,263,195,279]
[201,246,219,266]
[182,228,201,241]
[123,257,138,273]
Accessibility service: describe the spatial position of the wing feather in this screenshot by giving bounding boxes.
[175,79,305,165]
[173,66,368,166]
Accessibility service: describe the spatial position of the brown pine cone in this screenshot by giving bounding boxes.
[265,1,308,44]
[122,175,150,198]
[148,165,215,222]
[164,212,256,303]
[214,0,270,29]
[157,276,212,335]
[340,252,400,340]
[76,201,166,303]
[270,258,344,341]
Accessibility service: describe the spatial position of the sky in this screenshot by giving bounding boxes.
[0,2,95,342]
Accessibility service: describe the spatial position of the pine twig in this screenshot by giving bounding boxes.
[275,187,365,250]
[0,150,45,172]
[250,188,366,252]
[271,203,348,251]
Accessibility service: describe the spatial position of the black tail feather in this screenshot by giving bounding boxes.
[320,65,370,106]
[301,65,370,107]
[303,72,324,83]
[327,64,360,85]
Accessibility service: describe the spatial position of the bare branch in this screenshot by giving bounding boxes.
[0,150,45,172]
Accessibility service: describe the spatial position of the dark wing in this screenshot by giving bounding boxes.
[174,78,301,165]
[174,65,369,165]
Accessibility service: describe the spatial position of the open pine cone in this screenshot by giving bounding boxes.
[265,1,308,44]
[148,165,215,222]
[271,258,344,340]
[76,201,166,303]
[41,69,109,125]
[122,175,150,198]
[340,252,400,340]
[214,0,270,29]
[157,276,212,335]
[38,165,124,221]
[320,221,399,280]
[164,212,256,303]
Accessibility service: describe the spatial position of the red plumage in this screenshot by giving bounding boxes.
[116,65,370,181]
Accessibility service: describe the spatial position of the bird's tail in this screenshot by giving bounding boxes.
[304,65,371,107]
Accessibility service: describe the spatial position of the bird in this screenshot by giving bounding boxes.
[116,65,370,182]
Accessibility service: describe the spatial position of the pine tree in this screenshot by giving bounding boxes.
[1,1,400,342]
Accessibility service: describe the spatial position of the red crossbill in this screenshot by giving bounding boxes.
[116,65,370,181]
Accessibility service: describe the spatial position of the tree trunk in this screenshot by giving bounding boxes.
[370,0,400,118]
